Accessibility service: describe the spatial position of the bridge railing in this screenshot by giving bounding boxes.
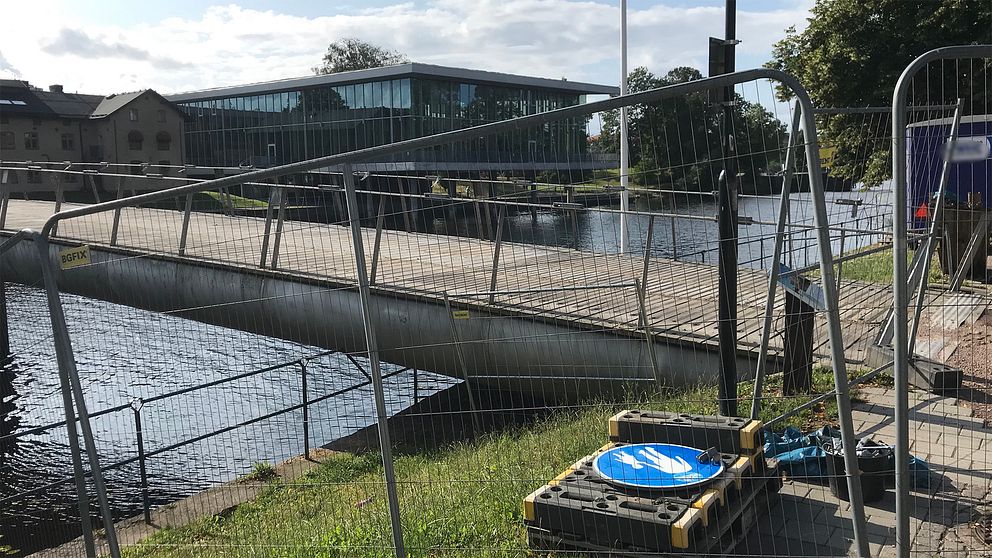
[0,67,895,557]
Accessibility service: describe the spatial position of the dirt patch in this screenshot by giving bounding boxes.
[916,310,992,427]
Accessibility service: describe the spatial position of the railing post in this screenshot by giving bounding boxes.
[412,368,419,403]
[750,102,801,420]
[342,164,406,558]
[639,215,655,326]
[487,205,506,305]
[131,399,151,524]
[259,186,279,268]
[370,194,386,286]
[34,232,121,558]
[110,184,123,247]
[0,188,9,230]
[633,279,662,389]
[52,183,64,237]
[300,359,310,459]
[670,216,677,260]
[442,292,482,435]
[836,228,846,292]
[270,187,287,270]
[0,281,9,363]
[178,192,194,256]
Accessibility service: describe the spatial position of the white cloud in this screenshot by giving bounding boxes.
[0,1,812,96]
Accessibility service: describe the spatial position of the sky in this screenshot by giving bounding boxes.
[0,0,814,99]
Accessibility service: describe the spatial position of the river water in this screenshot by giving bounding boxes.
[0,186,891,555]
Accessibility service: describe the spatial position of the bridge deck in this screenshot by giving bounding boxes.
[3,200,894,364]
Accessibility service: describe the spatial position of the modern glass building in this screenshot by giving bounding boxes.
[166,63,617,174]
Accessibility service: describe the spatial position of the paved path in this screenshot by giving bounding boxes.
[744,386,992,556]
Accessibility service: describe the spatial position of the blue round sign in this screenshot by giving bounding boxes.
[592,443,724,490]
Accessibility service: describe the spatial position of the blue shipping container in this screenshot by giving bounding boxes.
[907,115,992,228]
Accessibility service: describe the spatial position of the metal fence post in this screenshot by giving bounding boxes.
[300,359,310,459]
[342,164,406,558]
[488,205,506,305]
[891,46,991,558]
[751,103,801,420]
[270,187,287,270]
[259,186,279,268]
[34,233,121,558]
[178,192,194,256]
[131,398,151,524]
[639,215,655,326]
[370,194,386,286]
[794,89,871,557]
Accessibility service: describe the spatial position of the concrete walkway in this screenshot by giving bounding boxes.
[742,386,992,556]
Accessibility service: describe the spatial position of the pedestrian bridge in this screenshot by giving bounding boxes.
[0,199,891,399]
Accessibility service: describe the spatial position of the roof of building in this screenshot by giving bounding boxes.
[35,90,103,117]
[90,90,148,118]
[0,80,57,116]
[165,62,618,102]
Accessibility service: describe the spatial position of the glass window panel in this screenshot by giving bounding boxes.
[400,79,411,110]
[380,80,391,110]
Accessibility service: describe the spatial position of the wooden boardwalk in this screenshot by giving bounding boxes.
[3,199,896,365]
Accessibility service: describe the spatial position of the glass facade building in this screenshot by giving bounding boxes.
[167,64,617,172]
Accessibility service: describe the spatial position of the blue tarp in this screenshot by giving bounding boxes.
[764,426,932,489]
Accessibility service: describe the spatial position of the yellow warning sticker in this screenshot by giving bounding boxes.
[452,310,470,320]
[59,245,90,269]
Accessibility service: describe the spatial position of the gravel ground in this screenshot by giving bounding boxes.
[918,310,992,427]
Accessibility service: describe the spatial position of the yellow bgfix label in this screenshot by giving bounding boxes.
[59,245,90,269]
[452,310,470,320]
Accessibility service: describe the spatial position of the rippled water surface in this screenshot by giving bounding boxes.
[0,285,454,555]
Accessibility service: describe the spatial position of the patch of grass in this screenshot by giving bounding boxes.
[242,461,277,483]
[125,379,845,557]
[201,191,270,209]
[832,244,944,285]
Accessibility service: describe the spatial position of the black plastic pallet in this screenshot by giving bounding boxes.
[524,455,781,553]
[527,484,779,557]
[526,462,781,556]
[608,411,763,456]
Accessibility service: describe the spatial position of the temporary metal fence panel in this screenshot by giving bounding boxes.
[0,68,884,557]
[890,45,992,558]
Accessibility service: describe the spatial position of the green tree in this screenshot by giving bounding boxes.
[313,38,409,74]
[596,66,787,192]
[767,0,992,186]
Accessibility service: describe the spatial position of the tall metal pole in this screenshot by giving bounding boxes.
[342,164,406,558]
[618,0,630,253]
[716,0,739,416]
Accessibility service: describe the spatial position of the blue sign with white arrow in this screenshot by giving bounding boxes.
[592,443,725,490]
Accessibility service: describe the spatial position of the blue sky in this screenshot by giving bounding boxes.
[0,0,813,100]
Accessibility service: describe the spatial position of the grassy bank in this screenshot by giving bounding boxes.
[126,370,850,557]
